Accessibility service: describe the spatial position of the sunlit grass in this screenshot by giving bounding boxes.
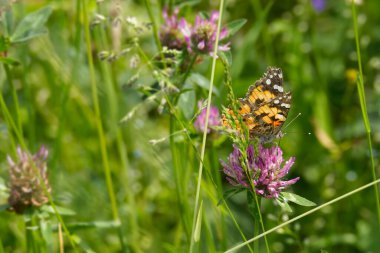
[1,0,380,252]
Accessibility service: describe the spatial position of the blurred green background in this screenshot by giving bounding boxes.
[1,0,380,252]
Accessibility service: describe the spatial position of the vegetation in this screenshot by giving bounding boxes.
[1,0,380,252]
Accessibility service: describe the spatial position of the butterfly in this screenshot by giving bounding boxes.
[222,67,291,143]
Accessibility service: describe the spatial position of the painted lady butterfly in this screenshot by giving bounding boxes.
[222,67,291,143]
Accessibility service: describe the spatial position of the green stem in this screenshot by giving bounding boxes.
[135,31,225,249]
[180,54,197,86]
[189,0,225,251]
[82,0,123,249]
[351,1,380,225]
[0,237,4,253]
[249,0,274,64]
[225,178,380,253]
[208,148,228,250]
[1,23,25,148]
[25,218,36,253]
[116,130,140,253]
[1,64,77,252]
[253,198,261,252]
[0,7,76,253]
[240,146,270,253]
[93,6,139,252]
[52,0,83,170]
[169,115,191,241]
[4,64,23,135]
[250,177,270,253]
[1,72,78,253]
[223,200,254,253]
[144,0,166,69]
[254,214,259,253]
[0,91,25,150]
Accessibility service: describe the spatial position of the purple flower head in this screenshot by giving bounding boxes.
[159,8,188,50]
[221,144,299,199]
[179,11,230,56]
[312,0,326,12]
[194,100,221,133]
[7,146,51,214]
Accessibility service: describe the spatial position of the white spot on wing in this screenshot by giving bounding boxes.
[281,103,291,109]
[273,85,284,92]
[266,79,271,85]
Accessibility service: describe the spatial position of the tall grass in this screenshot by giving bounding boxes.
[189,0,225,251]
[351,0,380,224]
[1,0,380,252]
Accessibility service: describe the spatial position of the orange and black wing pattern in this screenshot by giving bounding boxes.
[222,67,291,142]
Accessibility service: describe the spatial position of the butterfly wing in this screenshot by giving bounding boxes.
[243,67,292,140]
[222,67,291,142]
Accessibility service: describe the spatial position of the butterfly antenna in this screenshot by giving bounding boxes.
[283,112,301,130]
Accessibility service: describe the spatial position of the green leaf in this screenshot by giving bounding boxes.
[39,218,53,250]
[0,204,9,213]
[321,250,329,253]
[281,192,316,207]
[199,11,209,20]
[247,191,260,220]
[10,6,53,43]
[218,51,232,67]
[0,177,6,191]
[188,73,220,95]
[0,57,20,66]
[217,187,245,206]
[194,200,203,242]
[0,236,4,253]
[177,87,195,120]
[232,2,273,77]
[41,205,76,216]
[276,199,293,213]
[176,0,201,9]
[0,36,10,52]
[226,19,247,37]
[70,220,120,229]
[55,220,121,231]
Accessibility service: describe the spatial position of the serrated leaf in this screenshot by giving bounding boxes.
[217,187,245,206]
[0,57,20,66]
[226,19,247,37]
[10,6,52,43]
[281,192,316,207]
[194,201,203,242]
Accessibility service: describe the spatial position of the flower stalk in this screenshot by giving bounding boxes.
[189,0,226,251]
